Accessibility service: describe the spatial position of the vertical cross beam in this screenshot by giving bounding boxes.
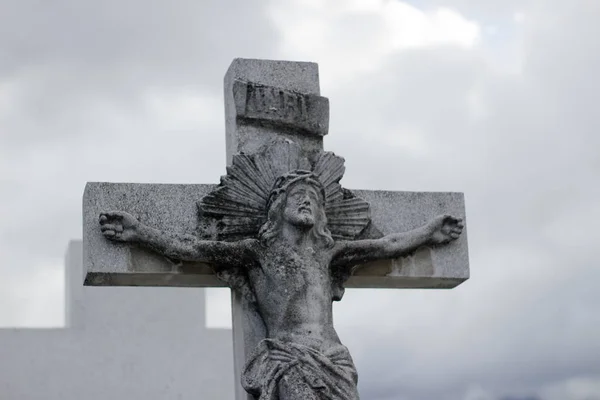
[224,58,326,399]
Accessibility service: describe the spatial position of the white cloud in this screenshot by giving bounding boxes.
[514,12,526,23]
[267,0,480,84]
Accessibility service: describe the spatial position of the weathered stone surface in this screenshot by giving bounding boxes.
[84,183,468,288]
[233,80,329,137]
[84,182,219,287]
[225,58,324,166]
[351,189,469,288]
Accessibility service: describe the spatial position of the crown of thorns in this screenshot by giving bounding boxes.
[266,170,326,210]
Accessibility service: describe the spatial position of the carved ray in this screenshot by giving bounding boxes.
[253,155,277,190]
[214,217,265,235]
[313,152,345,203]
[233,154,274,195]
[224,159,270,203]
[199,199,262,217]
[326,197,371,240]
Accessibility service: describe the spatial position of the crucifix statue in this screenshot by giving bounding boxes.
[83,58,469,400]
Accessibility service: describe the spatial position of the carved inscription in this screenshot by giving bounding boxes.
[233,80,329,136]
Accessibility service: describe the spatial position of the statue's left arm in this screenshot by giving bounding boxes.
[331,214,463,267]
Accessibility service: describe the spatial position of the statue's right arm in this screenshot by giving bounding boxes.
[99,211,256,266]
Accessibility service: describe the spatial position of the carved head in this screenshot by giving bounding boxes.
[259,170,334,247]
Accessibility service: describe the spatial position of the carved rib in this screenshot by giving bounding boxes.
[199,187,265,214]
[326,198,369,213]
[215,217,264,235]
[327,215,370,224]
[199,202,262,217]
[253,155,277,189]
[225,165,269,204]
[232,155,272,197]
[313,152,345,203]
[327,220,371,227]
[218,180,266,209]
[326,197,371,239]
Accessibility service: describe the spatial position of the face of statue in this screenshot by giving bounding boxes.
[282,182,322,228]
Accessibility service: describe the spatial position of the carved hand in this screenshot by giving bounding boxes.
[99,211,141,242]
[426,214,464,245]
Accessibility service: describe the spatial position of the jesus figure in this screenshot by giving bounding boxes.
[99,170,463,400]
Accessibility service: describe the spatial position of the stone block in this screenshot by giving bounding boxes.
[84,183,468,288]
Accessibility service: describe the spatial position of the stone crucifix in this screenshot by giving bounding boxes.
[83,58,469,400]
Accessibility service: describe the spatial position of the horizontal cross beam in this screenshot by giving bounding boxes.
[83,182,469,289]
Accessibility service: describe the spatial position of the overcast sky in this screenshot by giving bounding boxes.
[1,0,599,399]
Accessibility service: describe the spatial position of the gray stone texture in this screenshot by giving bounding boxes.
[84,182,219,287]
[233,80,329,137]
[225,58,325,166]
[84,186,468,288]
[0,241,234,400]
[349,189,468,288]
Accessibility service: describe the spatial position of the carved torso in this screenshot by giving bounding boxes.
[246,239,341,352]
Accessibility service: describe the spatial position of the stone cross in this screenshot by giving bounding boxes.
[83,58,469,399]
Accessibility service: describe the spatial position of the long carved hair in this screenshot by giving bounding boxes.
[258,171,334,249]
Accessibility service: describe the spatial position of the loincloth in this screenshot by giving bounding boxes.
[241,338,359,400]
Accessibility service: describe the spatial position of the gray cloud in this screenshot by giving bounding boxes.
[0,0,277,148]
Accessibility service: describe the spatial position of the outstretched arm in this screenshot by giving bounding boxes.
[99,211,256,266]
[331,214,464,267]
